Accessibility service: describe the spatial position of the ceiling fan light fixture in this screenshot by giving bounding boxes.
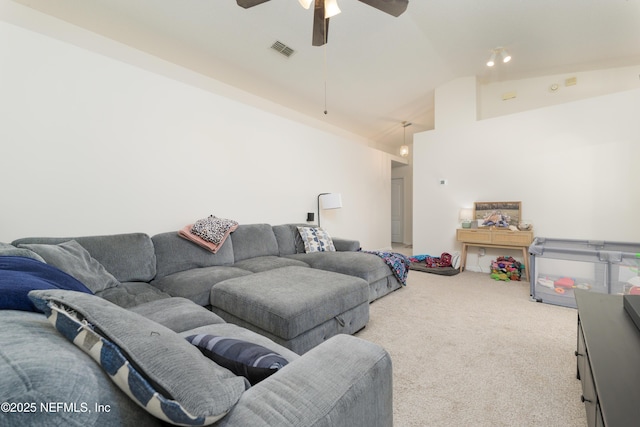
[324,0,341,18]
[238,0,407,46]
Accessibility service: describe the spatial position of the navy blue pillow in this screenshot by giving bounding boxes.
[0,256,93,312]
[185,334,288,385]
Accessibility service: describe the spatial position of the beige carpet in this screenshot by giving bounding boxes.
[355,269,587,427]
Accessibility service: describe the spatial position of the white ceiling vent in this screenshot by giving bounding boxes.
[270,41,295,58]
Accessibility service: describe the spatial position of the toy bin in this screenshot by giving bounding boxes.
[529,237,640,308]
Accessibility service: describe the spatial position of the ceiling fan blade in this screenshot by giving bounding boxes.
[357,0,408,17]
[312,1,329,46]
[236,0,271,8]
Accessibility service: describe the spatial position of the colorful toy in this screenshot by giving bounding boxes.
[491,272,509,281]
[425,253,453,268]
[554,277,575,288]
[490,256,523,281]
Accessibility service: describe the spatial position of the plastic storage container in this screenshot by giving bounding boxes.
[529,237,640,308]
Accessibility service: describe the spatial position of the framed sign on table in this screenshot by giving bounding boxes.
[473,201,522,228]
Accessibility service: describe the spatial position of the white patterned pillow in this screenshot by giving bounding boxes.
[296,227,336,253]
[28,290,247,426]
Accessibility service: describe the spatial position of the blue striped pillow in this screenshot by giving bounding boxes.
[186,334,288,385]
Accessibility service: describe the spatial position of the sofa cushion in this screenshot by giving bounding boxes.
[287,251,392,284]
[185,334,288,385]
[13,233,157,283]
[18,240,120,293]
[129,297,226,333]
[272,224,307,256]
[0,256,93,312]
[152,266,252,307]
[29,289,247,426]
[233,256,309,273]
[273,224,361,254]
[230,224,279,262]
[152,231,235,279]
[0,310,162,427]
[96,282,171,309]
[297,227,336,253]
[331,237,361,252]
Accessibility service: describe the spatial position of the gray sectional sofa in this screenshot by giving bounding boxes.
[13,223,403,354]
[1,223,403,426]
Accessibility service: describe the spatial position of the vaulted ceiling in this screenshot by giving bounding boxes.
[13,0,640,151]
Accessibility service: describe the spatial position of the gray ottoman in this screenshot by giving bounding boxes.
[209,266,370,354]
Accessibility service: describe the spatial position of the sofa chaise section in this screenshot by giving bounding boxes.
[209,266,370,354]
[272,224,403,301]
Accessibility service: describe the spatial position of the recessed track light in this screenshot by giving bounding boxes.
[487,47,511,67]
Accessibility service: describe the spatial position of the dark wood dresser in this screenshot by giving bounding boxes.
[575,290,640,426]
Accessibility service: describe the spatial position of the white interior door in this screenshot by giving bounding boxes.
[391,178,404,243]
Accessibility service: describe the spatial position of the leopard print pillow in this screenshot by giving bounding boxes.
[191,216,239,245]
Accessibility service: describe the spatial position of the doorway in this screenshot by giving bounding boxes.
[391,178,404,243]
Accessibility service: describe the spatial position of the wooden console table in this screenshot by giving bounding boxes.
[575,290,640,426]
[456,228,534,281]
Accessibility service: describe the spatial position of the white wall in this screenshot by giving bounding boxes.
[0,4,392,248]
[434,76,478,130]
[413,87,640,270]
[479,65,640,120]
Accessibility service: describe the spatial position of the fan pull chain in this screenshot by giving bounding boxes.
[324,46,328,115]
[323,18,328,115]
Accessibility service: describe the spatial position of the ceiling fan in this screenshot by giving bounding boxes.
[236,0,409,46]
